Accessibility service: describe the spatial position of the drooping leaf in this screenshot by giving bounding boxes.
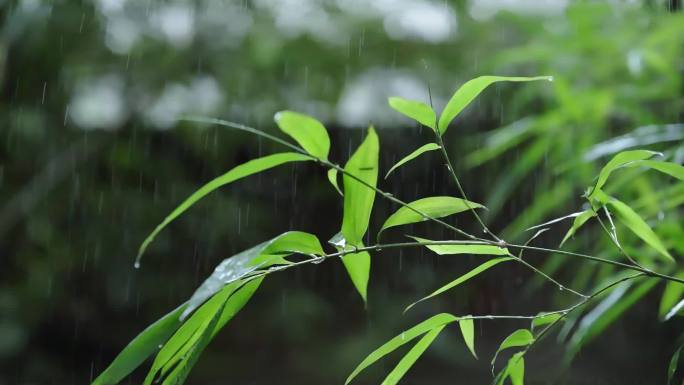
[459,318,477,359]
[183,231,322,318]
[143,283,239,385]
[491,329,535,369]
[438,75,552,135]
[342,246,371,303]
[507,353,525,385]
[345,313,458,385]
[340,127,379,302]
[274,110,330,160]
[381,325,445,385]
[588,150,660,199]
[638,160,684,181]
[388,96,436,130]
[385,143,440,179]
[605,196,673,262]
[659,271,684,320]
[560,210,596,246]
[668,343,684,385]
[409,236,509,256]
[91,304,187,385]
[327,168,343,196]
[136,153,311,264]
[380,197,483,237]
[531,313,563,332]
[145,278,263,385]
[405,257,512,312]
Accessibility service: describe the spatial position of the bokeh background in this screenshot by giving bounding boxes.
[2,0,684,384]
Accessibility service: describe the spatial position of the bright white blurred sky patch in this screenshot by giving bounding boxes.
[70,75,127,130]
[337,68,436,128]
[469,0,569,21]
[145,76,224,129]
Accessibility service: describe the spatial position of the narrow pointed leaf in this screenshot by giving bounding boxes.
[507,353,525,385]
[409,236,509,256]
[137,153,311,264]
[341,128,379,302]
[639,160,684,181]
[405,257,512,312]
[380,197,483,236]
[491,329,534,368]
[459,318,477,359]
[560,210,596,246]
[341,247,371,303]
[531,313,562,332]
[345,313,458,385]
[438,76,551,135]
[274,111,330,160]
[327,168,343,196]
[381,325,445,385]
[605,197,673,262]
[388,97,436,130]
[342,127,379,245]
[92,304,187,385]
[183,231,322,318]
[143,283,239,385]
[588,150,660,199]
[385,143,440,179]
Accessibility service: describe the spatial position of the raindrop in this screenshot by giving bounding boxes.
[134,261,141,269]
[559,286,564,291]
[400,332,406,341]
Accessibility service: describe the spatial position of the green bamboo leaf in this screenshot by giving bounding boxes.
[638,160,684,181]
[408,236,509,256]
[184,231,323,318]
[531,313,562,332]
[668,343,684,384]
[659,271,684,320]
[588,150,660,199]
[143,283,239,385]
[345,313,458,385]
[381,325,445,385]
[405,257,512,312]
[91,304,187,385]
[327,168,343,196]
[388,97,436,130]
[491,329,535,369]
[459,318,477,359]
[342,127,379,245]
[136,152,311,265]
[145,278,263,385]
[560,210,596,246]
[340,127,379,302]
[507,353,525,385]
[605,196,673,262]
[438,75,552,135]
[274,110,330,160]
[341,247,371,303]
[385,143,440,179]
[380,197,483,237]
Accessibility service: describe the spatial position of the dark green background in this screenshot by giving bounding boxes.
[2,1,684,384]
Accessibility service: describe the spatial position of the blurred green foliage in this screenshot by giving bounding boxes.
[1,0,684,384]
